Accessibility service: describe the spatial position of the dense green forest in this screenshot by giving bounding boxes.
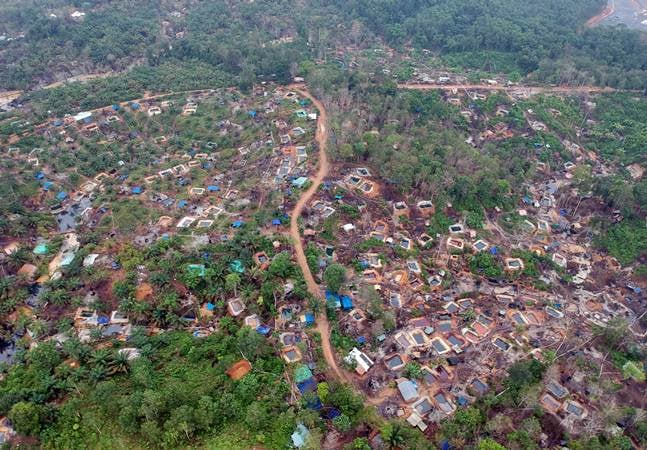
[0,326,384,449]
[327,0,647,87]
[1,0,647,96]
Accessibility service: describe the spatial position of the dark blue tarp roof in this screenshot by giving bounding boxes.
[322,407,341,419]
[340,295,353,310]
[296,377,317,394]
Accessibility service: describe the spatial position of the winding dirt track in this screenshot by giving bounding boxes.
[287,86,387,406]
[287,85,353,384]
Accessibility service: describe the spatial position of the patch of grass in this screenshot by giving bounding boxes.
[107,199,152,234]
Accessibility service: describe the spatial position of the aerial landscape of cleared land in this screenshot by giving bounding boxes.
[0,1,645,449]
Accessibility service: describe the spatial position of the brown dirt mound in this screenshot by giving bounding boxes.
[227,359,252,380]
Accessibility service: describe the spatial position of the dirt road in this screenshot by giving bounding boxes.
[586,0,615,27]
[287,85,352,384]
[399,83,621,95]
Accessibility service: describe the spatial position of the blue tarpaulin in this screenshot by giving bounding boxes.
[206,302,215,311]
[35,172,45,180]
[112,104,120,111]
[340,295,353,311]
[232,220,244,228]
[42,181,54,191]
[272,218,282,226]
[207,185,220,192]
[490,247,498,255]
[256,325,271,335]
[297,377,317,394]
[56,191,67,201]
[326,291,341,308]
[356,336,366,345]
[323,407,341,419]
[304,313,315,326]
[131,186,142,194]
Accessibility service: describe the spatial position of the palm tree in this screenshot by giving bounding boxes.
[461,308,477,323]
[90,348,112,367]
[205,284,222,303]
[149,271,170,287]
[131,300,150,324]
[7,248,28,271]
[382,423,406,450]
[151,308,166,328]
[248,265,263,282]
[0,277,13,299]
[225,273,241,297]
[88,364,107,383]
[108,351,130,375]
[21,214,39,230]
[63,337,91,363]
[29,320,48,338]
